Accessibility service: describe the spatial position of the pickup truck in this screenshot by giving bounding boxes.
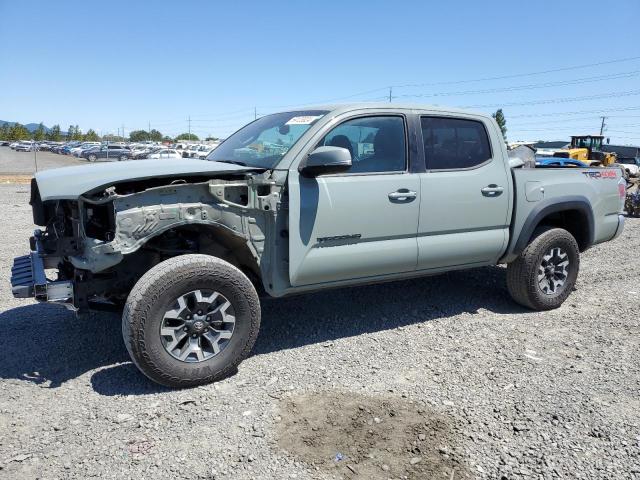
[11,104,626,387]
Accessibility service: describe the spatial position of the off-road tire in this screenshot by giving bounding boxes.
[122,254,261,388]
[506,227,579,311]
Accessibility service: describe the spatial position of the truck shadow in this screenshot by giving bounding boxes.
[254,265,526,356]
[0,265,527,393]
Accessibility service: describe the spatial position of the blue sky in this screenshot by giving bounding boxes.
[1,0,639,144]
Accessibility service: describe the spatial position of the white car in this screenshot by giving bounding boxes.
[15,141,36,152]
[616,158,640,177]
[146,149,182,159]
[70,142,101,156]
[195,144,219,159]
[182,144,202,158]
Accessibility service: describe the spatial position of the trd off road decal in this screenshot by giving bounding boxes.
[581,170,617,179]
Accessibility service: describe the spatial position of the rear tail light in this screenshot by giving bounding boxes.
[618,178,626,211]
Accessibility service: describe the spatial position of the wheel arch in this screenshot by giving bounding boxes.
[138,222,261,277]
[511,196,594,258]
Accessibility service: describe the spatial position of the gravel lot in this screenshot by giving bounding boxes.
[0,147,87,176]
[0,181,638,480]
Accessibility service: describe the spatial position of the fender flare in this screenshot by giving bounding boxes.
[510,195,594,258]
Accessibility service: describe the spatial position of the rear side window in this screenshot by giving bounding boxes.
[421,117,491,170]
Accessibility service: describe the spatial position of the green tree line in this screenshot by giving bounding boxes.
[0,123,203,143]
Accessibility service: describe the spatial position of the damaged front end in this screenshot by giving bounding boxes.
[12,172,283,312]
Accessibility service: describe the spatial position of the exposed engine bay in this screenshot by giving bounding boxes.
[28,172,284,311]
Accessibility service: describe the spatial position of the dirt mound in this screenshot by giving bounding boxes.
[276,391,472,479]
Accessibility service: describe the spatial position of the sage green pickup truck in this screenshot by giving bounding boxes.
[11,104,626,387]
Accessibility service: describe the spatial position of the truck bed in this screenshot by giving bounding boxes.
[502,167,624,262]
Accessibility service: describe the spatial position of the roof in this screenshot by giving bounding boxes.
[602,144,640,158]
[533,141,569,149]
[284,102,487,117]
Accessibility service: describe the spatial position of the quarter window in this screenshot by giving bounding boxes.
[318,116,406,173]
[421,117,491,170]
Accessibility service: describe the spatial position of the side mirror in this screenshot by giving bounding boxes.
[298,146,352,177]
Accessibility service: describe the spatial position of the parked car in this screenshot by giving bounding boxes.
[11,104,627,387]
[15,141,36,152]
[195,144,219,159]
[70,142,101,156]
[131,146,163,160]
[82,144,130,162]
[61,142,83,155]
[615,157,640,177]
[535,157,588,167]
[146,149,182,159]
[182,144,201,158]
[0,140,12,146]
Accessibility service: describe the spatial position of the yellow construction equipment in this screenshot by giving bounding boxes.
[553,135,617,166]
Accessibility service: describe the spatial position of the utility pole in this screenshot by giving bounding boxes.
[389,86,393,103]
[188,116,191,141]
[33,143,38,172]
[599,116,607,135]
[148,121,151,141]
[254,107,257,120]
[122,124,125,141]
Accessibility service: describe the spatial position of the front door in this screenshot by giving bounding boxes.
[288,115,420,286]
[416,116,511,269]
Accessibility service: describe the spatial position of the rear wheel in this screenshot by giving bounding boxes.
[122,254,261,387]
[506,227,579,311]
[119,154,128,161]
[88,154,97,162]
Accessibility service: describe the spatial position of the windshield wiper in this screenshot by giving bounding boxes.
[212,159,247,166]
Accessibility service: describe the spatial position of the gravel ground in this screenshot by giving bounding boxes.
[0,147,88,175]
[0,183,638,480]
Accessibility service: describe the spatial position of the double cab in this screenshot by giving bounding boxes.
[11,104,626,387]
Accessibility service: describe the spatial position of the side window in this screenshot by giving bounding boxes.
[318,116,406,173]
[421,117,491,170]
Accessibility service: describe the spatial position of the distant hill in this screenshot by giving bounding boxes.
[0,120,51,133]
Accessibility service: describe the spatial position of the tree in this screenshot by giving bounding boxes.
[492,109,507,141]
[0,123,10,140]
[84,129,100,141]
[9,123,30,140]
[129,130,148,142]
[175,133,199,141]
[47,124,62,141]
[129,129,164,142]
[149,129,163,142]
[66,125,76,140]
[33,123,46,141]
[71,125,83,141]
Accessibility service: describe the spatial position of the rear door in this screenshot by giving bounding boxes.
[416,115,511,269]
[288,114,420,286]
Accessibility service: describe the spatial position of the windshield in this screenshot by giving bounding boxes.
[207,110,328,168]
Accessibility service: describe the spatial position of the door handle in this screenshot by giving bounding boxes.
[481,184,504,197]
[388,189,417,202]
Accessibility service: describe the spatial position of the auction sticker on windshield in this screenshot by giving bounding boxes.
[285,115,323,125]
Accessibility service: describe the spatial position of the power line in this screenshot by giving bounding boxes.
[508,105,640,119]
[464,89,640,109]
[391,55,640,88]
[396,70,640,99]
[122,58,640,128]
